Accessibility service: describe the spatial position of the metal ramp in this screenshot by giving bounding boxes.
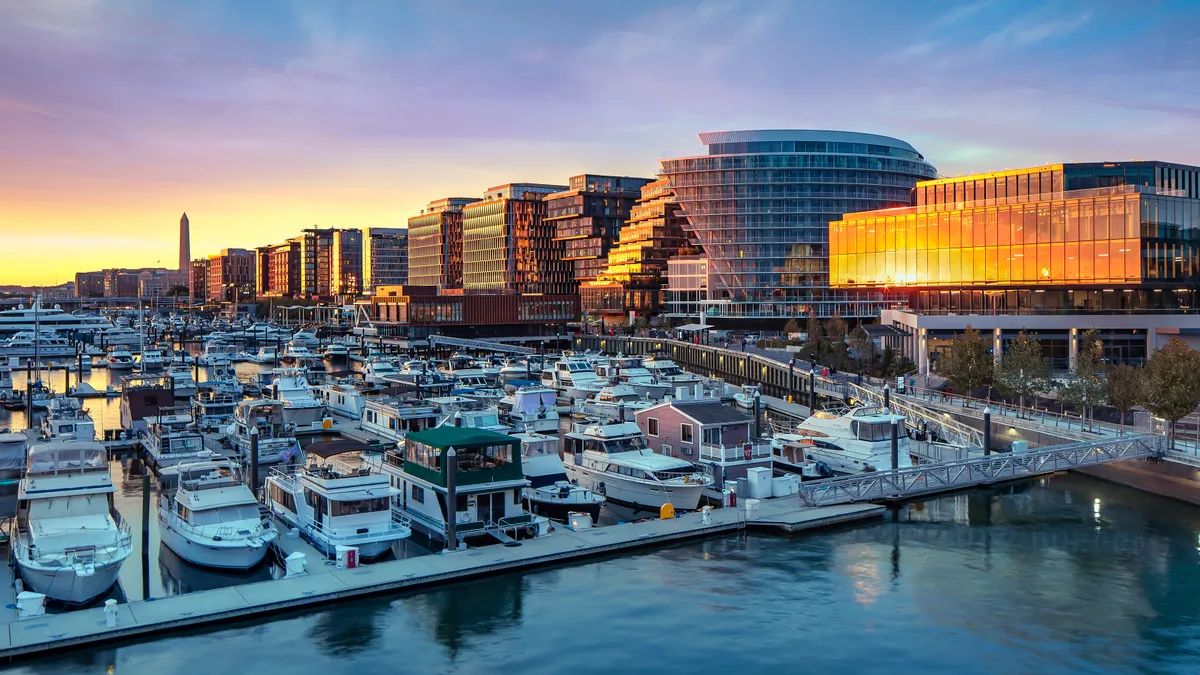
[429,335,536,355]
[847,383,984,450]
[798,433,1165,507]
[483,524,519,546]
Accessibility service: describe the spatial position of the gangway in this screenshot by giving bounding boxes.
[797,433,1165,507]
[428,335,536,355]
[847,383,984,450]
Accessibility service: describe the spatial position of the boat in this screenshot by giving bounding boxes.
[41,396,96,441]
[289,331,319,348]
[572,384,651,422]
[0,431,26,478]
[269,368,325,427]
[227,400,300,465]
[253,347,279,365]
[539,356,602,400]
[733,385,762,410]
[137,350,166,370]
[360,399,441,444]
[139,407,205,468]
[594,356,671,399]
[27,379,53,410]
[366,426,549,546]
[98,326,142,348]
[562,421,711,512]
[317,379,371,419]
[158,453,278,569]
[196,342,235,367]
[771,406,913,475]
[430,396,510,433]
[497,358,534,384]
[641,356,701,386]
[281,344,318,364]
[106,347,136,370]
[194,386,240,431]
[265,440,410,559]
[497,385,559,434]
[119,374,178,435]
[0,300,111,335]
[362,357,400,385]
[322,343,349,361]
[0,355,12,395]
[14,440,133,605]
[0,329,76,358]
[517,432,604,522]
[167,364,198,398]
[68,381,117,398]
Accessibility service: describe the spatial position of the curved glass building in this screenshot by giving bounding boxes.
[659,130,938,321]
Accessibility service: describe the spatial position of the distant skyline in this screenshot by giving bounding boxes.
[3,0,1199,285]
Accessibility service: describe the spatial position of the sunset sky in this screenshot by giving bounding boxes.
[2,0,1198,286]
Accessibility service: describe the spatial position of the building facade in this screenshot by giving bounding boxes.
[580,177,688,317]
[255,241,301,298]
[462,183,571,295]
[206,248,255,303]
[829,161,1200,372]
[360,285,578,340]
[659,130,938,323]
[331,228,363,298]
[664,255,714,319]
[75,271,105,298]
[189,259,209,303]
[408,198,477,290]
[546,174,653,285]
[363,227,409,291]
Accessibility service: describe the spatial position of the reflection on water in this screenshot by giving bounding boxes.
[405,571,526,658]
[158,543,279,595]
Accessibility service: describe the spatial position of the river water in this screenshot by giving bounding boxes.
[4,471,1198,675]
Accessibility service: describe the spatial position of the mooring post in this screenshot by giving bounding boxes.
[445,447,458,551]
[249,425,260,495]
[883,384,890,412]
[983,407,992,457]
[890,418,899,471]
[141,472,151,599]
[808,371,816,412]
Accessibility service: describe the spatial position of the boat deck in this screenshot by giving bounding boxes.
[0,497,883,659]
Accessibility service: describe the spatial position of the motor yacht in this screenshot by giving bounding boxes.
[282,344,318,364]
[594,356,671,399]
[41,396,96,441]
[159,454,278,569]
[194,386,240,431]
[317,379,371,419]
[497,385,559,434]
[641,356,701,386]
[227,400,299,465]
[197,342,235,367]
[572,384,651,422]
[322,343,350,361]
[289,331,319,348]
[167,364,198,398]
[539,356,601,400]
[360,399,441,444]
[563,421,711,512]
[362,357,400,385]
[98,326,141,348]
[107,348,136,370]
[139,407,205,468]
[0,301,111,335]
[137,350,166,370]
[265,441,410,559]
[253,347,279,365]
[0,431,26,478]
[269,368,325,427]
[771,406,913,475]
[0,329,76,359]
[517,432,604,522]
[15,441,133,605]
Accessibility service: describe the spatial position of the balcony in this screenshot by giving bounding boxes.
[699,442,772,463]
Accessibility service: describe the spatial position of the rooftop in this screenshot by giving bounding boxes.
[406,426,517,449]
[698,129,919,153]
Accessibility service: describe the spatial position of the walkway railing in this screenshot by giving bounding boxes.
[797,433,1165,507]
[846,383,984,450]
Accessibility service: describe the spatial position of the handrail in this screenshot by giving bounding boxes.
[900,386,1136,438]
[847,382,984,449]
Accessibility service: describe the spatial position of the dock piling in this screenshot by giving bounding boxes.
[140,472,150,600]
[249,426,260,495]
[983,407,992,456]
[445,447,457,551]
[890,418,899,471]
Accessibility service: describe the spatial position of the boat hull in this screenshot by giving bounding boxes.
[564,464,705,511]
[282,405,324,427]
[159,521,272,570]
[527,496,602,523]
[17,558,124,605]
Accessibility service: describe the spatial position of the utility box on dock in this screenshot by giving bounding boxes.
[336,545,359,569]
[1011,440,1030,454]
[746,467,773,499]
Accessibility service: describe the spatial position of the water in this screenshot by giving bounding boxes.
[7,473,1200,675]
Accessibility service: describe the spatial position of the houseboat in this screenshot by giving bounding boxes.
[496,385,559,434]
[317,379,371,419]
[771,406,913,474]
[139,406,205,468]
[227,400,300,465]
[119,374,177,435]
[360,399,441,445]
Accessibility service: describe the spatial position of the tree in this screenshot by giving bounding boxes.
[944,325,992,401]
[826,311,848,343]
[1106,363,1147,434]
[803,314,825,363]
[848,324,876,373]
[1144,338,1200,450]
[783,318,802,337]
[1057,329,1107,431]
[994,330,1051,413]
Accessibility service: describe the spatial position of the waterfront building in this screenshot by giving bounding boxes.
[74,271,105,298]
[331,228,363,298]
[102,269,140,298]
[206,249,255,304]
[829,161,1200,372]
[659,130,938,323]
[664,255,714,319]
[189,259,208,304]
[293,228,334,299]
[255,241,300,298]
[359,285,577,341]
[546,175,653,286]
[408,198,477,289]
[363,227,409,292]
[462,184,570,295]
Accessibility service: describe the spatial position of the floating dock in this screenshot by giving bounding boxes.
[0,498,882,660]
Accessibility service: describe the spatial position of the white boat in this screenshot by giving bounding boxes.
[197,342,235,367]
[641,356,701,386]
[253,347,279,364]
[771,406,913,475]
[539,356,601,400]
[106,348,136,370]
[317,379,370,419]
[15,440,133,605]
[0,329,76,358]
[282,344,317,363]
[138,350,166,369]
[167,364,198,397]
[98,326,142,348]
[563,421,711,512]
[158,454,278,569]
[595,357,671,399]
[0,354,12,394]
[27,380,53,410]
[139,407,205,468]
[227,400,300,465]
[518,432,604,522]
[289,331,319,348]
[270,368,325,427]
[497,358,534,384]
[0,431,26,477]
[193,386,239,431]
[360,399,440,444]
[0,301,111,335]
[41,396,96,441]
[572,384,651,422]
[497,385,559,434]
[265,441,410,559]
[322,343,349,361]
[362,357,399,385]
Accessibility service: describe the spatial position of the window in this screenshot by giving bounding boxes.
[411,484,424,504]
[330,498,389,516]
[702,427,721,445]
[647,418,659,436]
[681,423,693,444]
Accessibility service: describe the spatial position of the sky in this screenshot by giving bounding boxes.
[2,0,1199,286]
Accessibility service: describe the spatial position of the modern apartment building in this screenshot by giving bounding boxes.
[206,248,255,303]
[462,183,571,295]
[255,240,301,298]
[546,174,653,285]
[74,271,105,298]
[407,198,477,289]
[829,160,1200,371]
[659,130,938,323]
[331,228,363,298]
[189,259,208,303]
[363,227,409,291]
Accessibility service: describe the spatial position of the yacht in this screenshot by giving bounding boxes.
[497,385,560,434]
[15,441,133,605]
[253,347,279,365]
[0,354,12,395]
[289,331,319,348]
[641,356,701,386]
[41,397,96,441]
[322,343,350,361]
[0,431,27,477]
[265,442,410,559]
[317,379,371,419]
[107,347,136,370]
[0,330,76,358]
[362,357,400,385]
[27,379,53,410]
[594,357,670,399]
[159,454,278,569]
[270,368,325,427]
[282,344,318,364]
[360,399,441,444]
[227,400,299,465]
[497,358,535,384]
[98,326,142,348]
[540,356,601,399]
[138,350,166,370]
[771,406,913,475]
[0,301,111,335]
[167,364,198,398]
[517,432,604,522]
[197,342,235,367]
[563,421,711,512]
[367,426,548,546]
[572,384,651,422]
[194,386,240,431]
[139,407,205,468]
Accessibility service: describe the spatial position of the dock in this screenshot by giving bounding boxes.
[0,498,882,660]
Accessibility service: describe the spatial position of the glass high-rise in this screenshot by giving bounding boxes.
[659,130,937,321]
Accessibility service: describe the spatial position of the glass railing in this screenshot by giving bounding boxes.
[843,185,1188,220]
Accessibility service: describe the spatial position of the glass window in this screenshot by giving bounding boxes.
[985,248,998,282]
[1095,199,1110,239]
[1037,244,1051,283]
[681,424,693,444]
[1011,246,1025,282]
[949,213,961,248]
[647,418,658,436]
[1080,201,1094,241]
[939,212,951,249]
[998,208,1011,246]
[1066,243,1079,281]
[1025,244,1038,281]
[1125,239,1141,279]
[1037,204,1051,243]
[1051,203,1065,242]
[1109,240,1125,280]
[1126,196,1139,238]
[1080,242,1094,281]
[1095,241,1110,280]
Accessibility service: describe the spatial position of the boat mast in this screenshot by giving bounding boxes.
[139,298,145,374]
[32,293,41,388]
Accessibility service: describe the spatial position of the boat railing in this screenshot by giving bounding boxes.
[14,517,132,566]
[301,515,411,546]
[699,441,773,462]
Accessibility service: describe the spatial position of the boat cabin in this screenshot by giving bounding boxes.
[361,399,441,443]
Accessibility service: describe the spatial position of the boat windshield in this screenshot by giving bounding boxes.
[583,436,646,453]
[189,504,261,525]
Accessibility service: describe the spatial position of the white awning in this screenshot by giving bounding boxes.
[675,323,711,332]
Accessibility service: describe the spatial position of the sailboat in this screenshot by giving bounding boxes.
[29,293,52,410]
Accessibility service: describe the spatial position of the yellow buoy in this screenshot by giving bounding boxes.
[322,418,333,430]
[660,503,676,520]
